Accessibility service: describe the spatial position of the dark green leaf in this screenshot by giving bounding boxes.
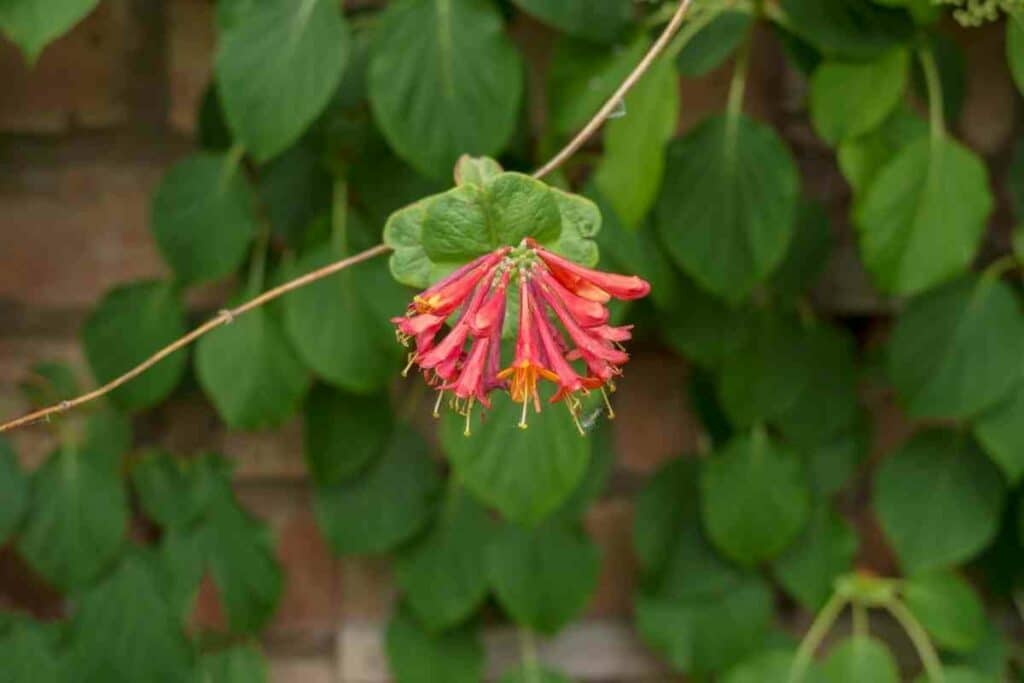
[394,491,493,632]
[258,141,332,245]
[369,0,522,179]
[440,390,592,525]
[660,273,750,368]
[837,105,927,196]
[655,114,799,302]
[315,426,441,555]
[593,55,678,230]
[700,431,811,566]
[196,303,311,429]
[82,281,188,411]
[499,666,573,683]
[676,10,753,77]
[488,521,599,634]
[853,136,992,295]
[283,243,404,393]
[215,0,349,161]
[974,383,1024,484]
[0,0,99,62]
[69,553,193,683]
[17,447,127,591]
[903,571,986,653]
[773,503,857,610]
[198,645,268,683]
[151,153,258,283]
[510,0,631,43]
[822,637,900,683]
[0,619,62,683]
[802,420,869,497]
[304,385,392,486]
[1007,19,1024,97]
[131,451,221,530]
[874,430,1005,573]
[633,458,700,578]
[779,0,915,60]
[722,649,826,683]
[0,438,28,545]
[914,667,994,683]
[385,607,484,683]
[810,48,908,144]
[769,200,833,300]
[911,33,966,125]
[888,275,1024,420]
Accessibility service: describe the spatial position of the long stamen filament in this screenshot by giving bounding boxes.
[433,390,445,418]
[518,398,529,430]
[601,387,616,419]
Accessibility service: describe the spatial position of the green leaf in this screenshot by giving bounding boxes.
[510,0,631,43]
[822,637,900,683]
[304,385,392,486]
[385,607,484,683]
[810,49,908,144]
[911,33,966,125]
[903,571,986,653]
[215,0,349,161]
[131,450,221,530]
[394,491,493,632]
[802,421,869,497]
[779,0,915,60]
[499,667,573,683]
[914,667,994,683]
[722,649,826,683]
[198,495,283,633]
[0,438,28,545]
[258,140,332,246]
[660,273,750,368]
[974,384,1024,485]
[700,431,811,566]
[283,242,404,393]
[593,55,679,230]
[69,553,193,683]
[0,0,98,62]
[888,275,1024,420]
[487,521,600,634]
[837,105,927,196]
[549,33,648,138]
[769,200,833,300]
[369,0,523,179]
[198,645,268,683]
[0,619,62,683]
[716,312,809,426]
[874,430,1006,573]
[1007,19,1024,97]
[18,361,79,409]
[82,281,188,411]
[853,136,992,295]
[676,10,753,77]
[17,447,127,591]
[196,303,311,429]
[635,578,773,675]
[151,153,258,284]
[315,426,441,555]
[440,390,592,525]
[633,458,700,579]
[773,504,857,610]
[655,114,800,302]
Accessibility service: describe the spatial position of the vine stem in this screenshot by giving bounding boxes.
[531,0,695,180]
[885,601,945,683]
[1,0,698,434]
[917,44,945,141]
[788,593,847,683]
[0,244,391,434]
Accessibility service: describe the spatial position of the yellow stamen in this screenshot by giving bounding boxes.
[567,401,585,436]
[601,387,616,420]
[518,398,529,430]
[463,399,475,437]
[402,353,416,377]
[433,391,444,418]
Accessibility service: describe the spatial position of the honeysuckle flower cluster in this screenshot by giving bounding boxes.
[392,239,651,436]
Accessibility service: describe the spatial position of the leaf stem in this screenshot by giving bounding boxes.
[332,178,349,255]
[885,600,945,683]
[519,627,542,683]
[726,31,753,125]
[788,592,847,683]
[220,142,246,191]
[0,244,392,434]
[917,45,945,141]
[532,0,695,180]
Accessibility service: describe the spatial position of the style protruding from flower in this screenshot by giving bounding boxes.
[392,240,651,436]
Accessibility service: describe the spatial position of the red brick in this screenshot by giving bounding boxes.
[269,658,336,683]
[0,162,168,307]
[0,3,130,132]
[339,558,395,619]
[272,507,342,635]
[614,352,700,474]
[167,0,215,134]
[584,499,636,618]
[958,21,1017,156]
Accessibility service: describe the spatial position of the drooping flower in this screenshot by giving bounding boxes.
[393,239,650,435]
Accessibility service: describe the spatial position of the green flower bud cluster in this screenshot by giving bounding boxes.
[936,0,1024,25]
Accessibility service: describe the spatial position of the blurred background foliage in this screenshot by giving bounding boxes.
[2,0,1024,681]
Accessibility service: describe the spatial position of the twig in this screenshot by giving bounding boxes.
[0,244,391,434]
[531,0,695,180]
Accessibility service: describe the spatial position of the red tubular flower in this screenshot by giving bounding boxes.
[393,239,650,434]
[497,276,557,428]
[528,240,651,301]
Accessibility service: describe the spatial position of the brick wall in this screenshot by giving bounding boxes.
[0,3,1018,682]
